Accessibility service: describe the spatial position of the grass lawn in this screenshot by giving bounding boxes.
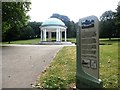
[67,38,76,44]
[35,46,76,89]
[34,39,119,89]
[2,38,76,45]
[99,39,119,88]
[2,38,40,44]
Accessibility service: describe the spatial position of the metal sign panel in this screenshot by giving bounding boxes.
[79,15,99,78]
[76,15,102,88]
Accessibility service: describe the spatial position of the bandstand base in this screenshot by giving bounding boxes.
[37,41,73,45]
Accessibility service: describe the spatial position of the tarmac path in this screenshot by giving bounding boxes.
[2,45,63,88]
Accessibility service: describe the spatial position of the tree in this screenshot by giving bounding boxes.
[100,10,115,21]
[66,21,76,38]
[2,2,31,43]
[99,10,116,40]
[50,13,77,38]
[28,22,42,38]
[20,25,35,39]
[114,5,120,38]
[50,13,70,24]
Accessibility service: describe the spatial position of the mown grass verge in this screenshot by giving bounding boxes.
[2,38,76,45]
[100,39,119,88]
[2,38,40,44]
[35,46,76,89]
[35,39,119,89]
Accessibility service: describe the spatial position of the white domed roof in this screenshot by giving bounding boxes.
[41,18,65,27]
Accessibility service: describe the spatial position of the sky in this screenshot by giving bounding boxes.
[28,0,120,22]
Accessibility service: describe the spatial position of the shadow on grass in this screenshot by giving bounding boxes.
[99,38,120,45]
[99,43,112,45]
[100,38,120,42]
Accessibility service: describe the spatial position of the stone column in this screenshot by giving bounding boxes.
[43,29,46,41]
[41,30,42,42]
[60,31,62,41]
[45,29,46,41]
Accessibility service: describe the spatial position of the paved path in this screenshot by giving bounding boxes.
[2,45,63,88]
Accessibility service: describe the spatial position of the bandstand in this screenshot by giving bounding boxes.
[39,18,72,45]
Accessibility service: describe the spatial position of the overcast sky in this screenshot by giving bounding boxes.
[28,0,120,22]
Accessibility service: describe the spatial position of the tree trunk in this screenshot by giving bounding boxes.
[109,38,111,41]
[8,40,10,44]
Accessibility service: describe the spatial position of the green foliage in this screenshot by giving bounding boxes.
[67,38,76,43]
[66,21,77,38]
[20,25,35,39]
[2,38,76,45]
[2,2,31,26]
[115,6,120,26]
[100,39,119,88]
[114,6,120,37]
[28,22,42,38]
[41,76,66,89]
[2,2,31,42]
[99,6,120,38]
[2,38,40,44]
[100,19,116,38]
[99,10,116,38]
[2,22,11,40]
[50,13,70,23]
[36,47,76,89]
[100,10,115,21]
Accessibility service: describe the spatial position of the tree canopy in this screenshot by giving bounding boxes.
[115,5,120,37]
[115,5,120,26]
[50,13,76,38]
[2,2,31,43]
[99,10,119,39]
[100,10,115,21]
[50,13,70,24]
